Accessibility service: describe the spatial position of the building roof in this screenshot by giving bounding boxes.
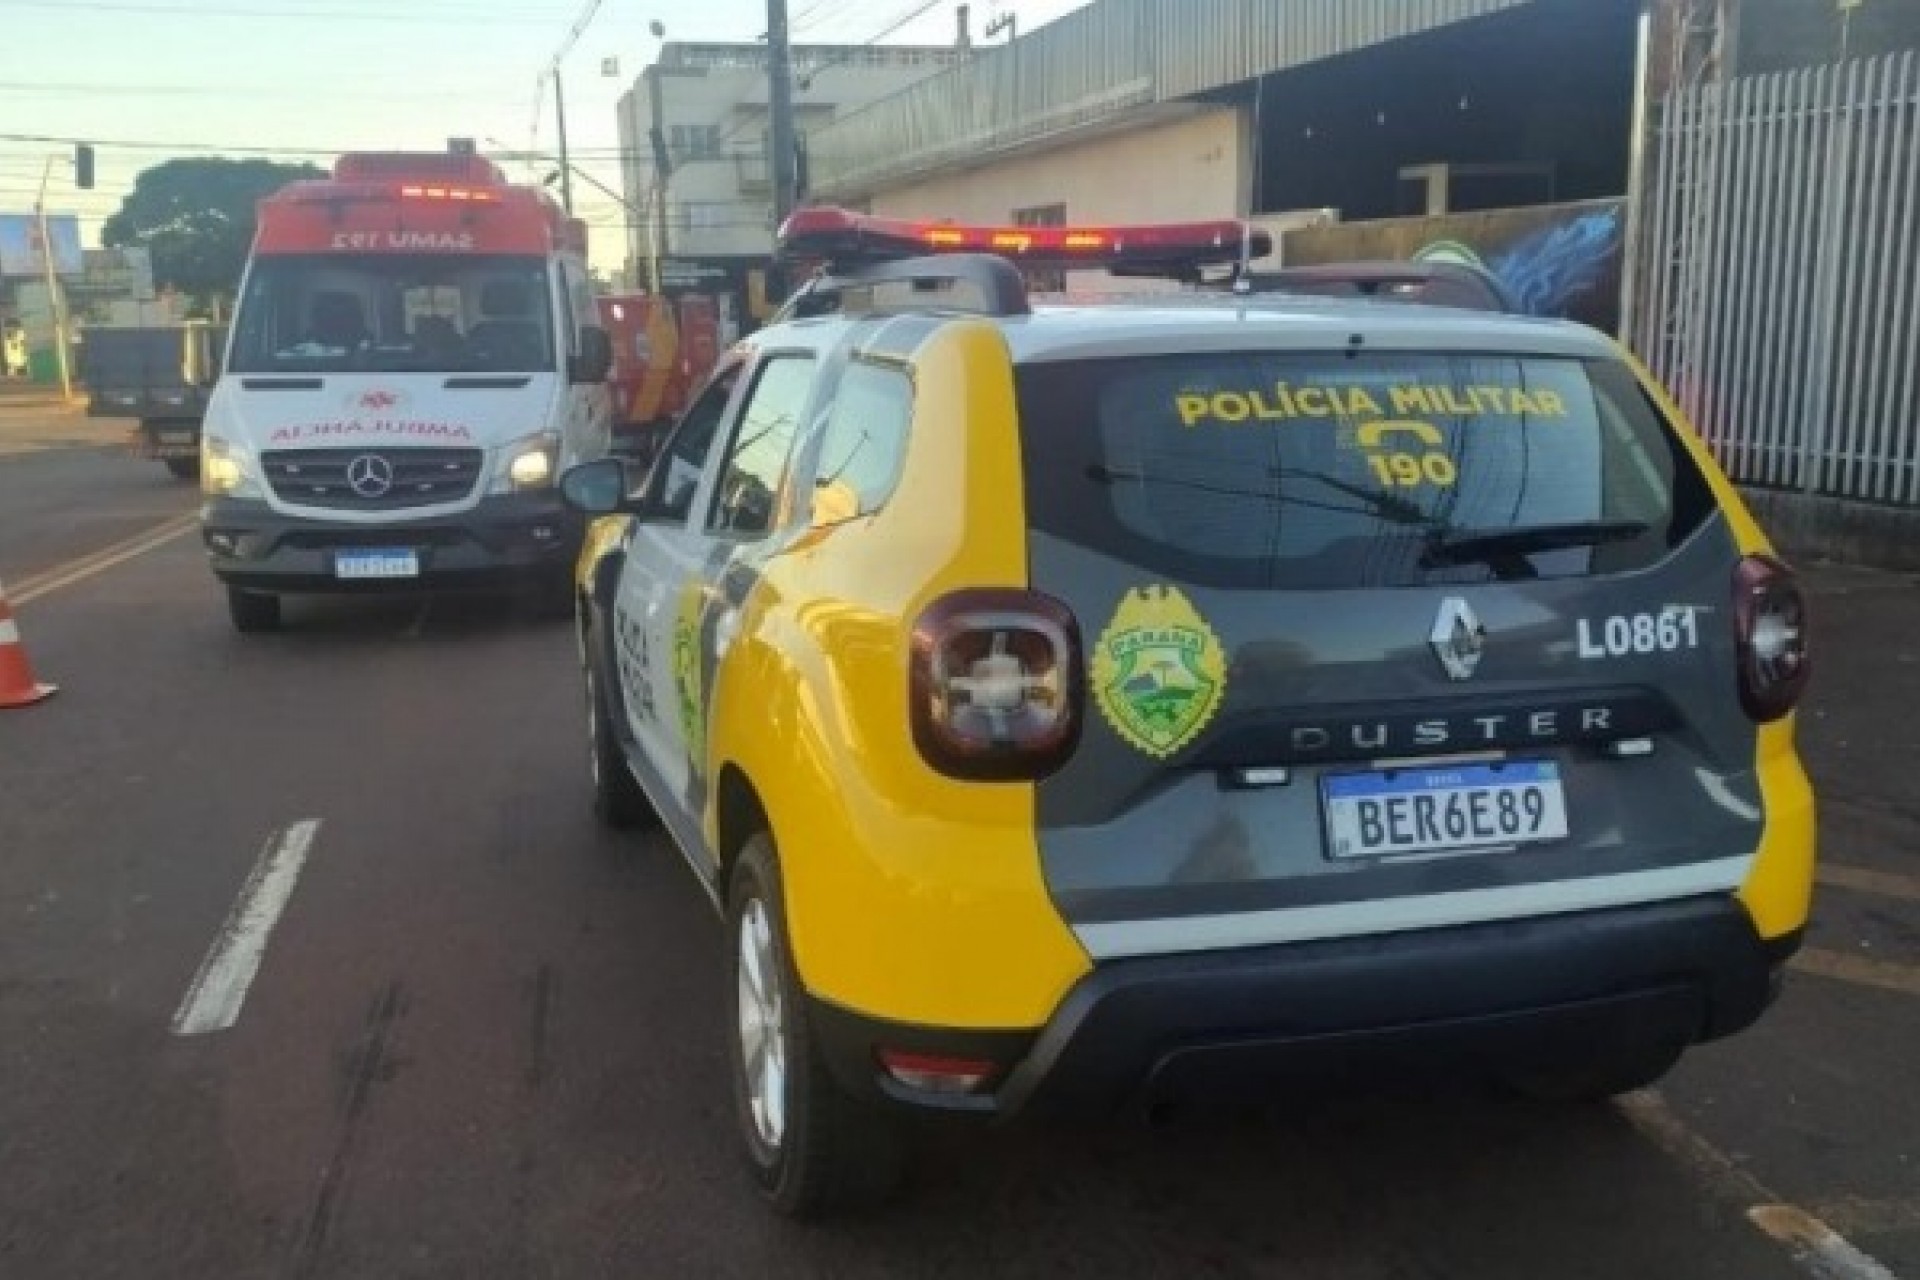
[809,0,1545,199]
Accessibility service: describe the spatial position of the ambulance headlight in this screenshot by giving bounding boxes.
[496,433,560,492]
[202,436,262,498]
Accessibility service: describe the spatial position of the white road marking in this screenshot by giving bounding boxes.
[12,513,198,605]
[170,820,321,1036]
[1619,1092,1900,1280]
[1750,1206,1902,1280]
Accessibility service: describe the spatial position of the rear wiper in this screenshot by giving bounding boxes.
[1086,464,1431,527]
[1422,519,1650,565]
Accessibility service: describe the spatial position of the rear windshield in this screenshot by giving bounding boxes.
[1015,352,1716,589]
[229,253,555,375]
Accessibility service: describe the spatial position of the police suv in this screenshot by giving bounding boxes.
[559,209,1816,1216]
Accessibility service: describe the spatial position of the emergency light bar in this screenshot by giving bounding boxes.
[777,207,1271,275]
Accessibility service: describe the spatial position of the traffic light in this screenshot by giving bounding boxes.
[74,144,95,189]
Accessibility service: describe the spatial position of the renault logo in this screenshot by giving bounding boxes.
[1430,597,1486,680]
[346,454,394,498]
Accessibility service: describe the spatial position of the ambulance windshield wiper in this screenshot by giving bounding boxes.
[1422,518,1650,566]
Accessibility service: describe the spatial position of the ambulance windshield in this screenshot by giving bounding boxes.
[229,253,556,375]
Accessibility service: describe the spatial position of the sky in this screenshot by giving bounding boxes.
[1,0,1093,273]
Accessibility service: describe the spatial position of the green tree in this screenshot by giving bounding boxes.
[101,157,324,304]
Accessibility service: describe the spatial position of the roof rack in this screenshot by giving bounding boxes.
[1233,261,1519,314]
[774,253,1032,323]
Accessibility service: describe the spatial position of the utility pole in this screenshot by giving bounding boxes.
[553,73,575,212]
[537,0,606,215]
[767,0,798,227]
[33,156,72,401]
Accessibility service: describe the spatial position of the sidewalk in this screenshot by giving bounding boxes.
[1795,560,1920,875]
[0,396,132,457]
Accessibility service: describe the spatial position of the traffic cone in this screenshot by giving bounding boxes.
[0,578,56,708]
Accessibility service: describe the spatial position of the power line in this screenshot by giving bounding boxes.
[5,0,571,22]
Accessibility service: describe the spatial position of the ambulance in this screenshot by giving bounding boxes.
[198,147,614,632]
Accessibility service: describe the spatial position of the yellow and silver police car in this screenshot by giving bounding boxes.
[559,209,1815,1216]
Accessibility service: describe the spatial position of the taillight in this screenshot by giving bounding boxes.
[910,590,1083,780]
[1733,556,1810,722]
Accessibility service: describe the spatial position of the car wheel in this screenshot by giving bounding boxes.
[164,456,200,482]
[584,654,652,829]
[1504,1042,1684,1103]
[226,586,282,634]
[729,833,905,1218]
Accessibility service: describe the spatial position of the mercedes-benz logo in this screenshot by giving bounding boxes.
[346,453,394,498]
[1430,597,1486,681]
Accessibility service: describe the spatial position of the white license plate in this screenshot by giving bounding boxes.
[1323,761,1569,860]
[333,549,419,580]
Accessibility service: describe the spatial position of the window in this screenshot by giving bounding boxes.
[648,366,740,523]
[1014,353,1715,591]
[560,260,596,355]
[710,356,816,537]
[229,254,555,374]
[669,124,723,161]
[672,201,731,235]
[812,362,912,521]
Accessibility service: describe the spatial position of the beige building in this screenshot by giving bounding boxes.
[615,41,964,286]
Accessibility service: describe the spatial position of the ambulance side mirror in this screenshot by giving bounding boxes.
[571,326,613,384]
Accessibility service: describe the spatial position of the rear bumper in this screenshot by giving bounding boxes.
[809,896,1796,1120]
[201,493,582,593]
[129,420,202,459]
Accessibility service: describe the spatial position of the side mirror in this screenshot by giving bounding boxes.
[571,325,614,384]
[559,457,631,515]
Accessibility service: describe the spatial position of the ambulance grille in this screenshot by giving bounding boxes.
[262,447,483,510]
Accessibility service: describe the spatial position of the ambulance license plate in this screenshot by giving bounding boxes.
[333,548,419,580]
[1322,761,1568,860]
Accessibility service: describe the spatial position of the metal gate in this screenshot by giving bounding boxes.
[1628,51,1920,504]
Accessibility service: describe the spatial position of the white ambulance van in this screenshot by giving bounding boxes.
[199,147,614,632]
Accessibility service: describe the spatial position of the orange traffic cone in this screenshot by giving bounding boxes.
[0,578,56,708]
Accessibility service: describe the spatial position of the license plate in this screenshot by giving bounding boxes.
[1322,761,1569,860]
[333,548,419,580]
[157,430,196,445]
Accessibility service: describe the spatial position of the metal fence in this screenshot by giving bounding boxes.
[1628,51,1920,504]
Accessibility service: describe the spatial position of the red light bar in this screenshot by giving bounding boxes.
[778,206,1269,273]
[399,184,501,203]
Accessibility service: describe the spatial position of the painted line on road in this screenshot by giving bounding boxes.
[11,512,198,606]
[171,819,321,1036]
[1749,1207,1902,1280]
[1792,948,1920,999]
[1808,1194,1920,1238]
[1620,1092,1898,1280]
[1819,863,1920,906]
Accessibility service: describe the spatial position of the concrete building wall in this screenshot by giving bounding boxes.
[1737,0,1920,74]
[868,107,1249,227]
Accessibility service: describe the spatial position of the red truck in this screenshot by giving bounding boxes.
[596,291,721,461]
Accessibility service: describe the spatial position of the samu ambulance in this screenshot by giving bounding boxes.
[199,147,614,632]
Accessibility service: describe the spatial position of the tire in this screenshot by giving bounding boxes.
[584,651,652,829]
[226,586,282,634]
[729,833,906,1218]
[1504,1042,1684,1104]
[164,456,200,481]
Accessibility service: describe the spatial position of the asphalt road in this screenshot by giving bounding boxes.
[2,425,1916,1279]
